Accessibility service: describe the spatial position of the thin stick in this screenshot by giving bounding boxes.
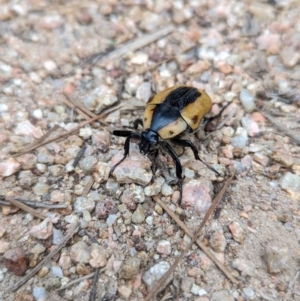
[284,270,300,301]
[85,231,100,301]
[146,172,237,300]
[31,124,60,147]
[155,175,237,283]
[5,197,46,220]
[82,177,94,197]
[63,92,98,120]
[72,144,87,167]
[97,25,174,64]
[259,110,300,145]
[12,104,123,158]
[57,272,95,291]
[136,44,197,75]
[0,198,67,209]
[9,222,80,292]
[62,96,92,120]
[89,268,100,301]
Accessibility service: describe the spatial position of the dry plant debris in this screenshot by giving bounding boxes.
[0,0,300,301]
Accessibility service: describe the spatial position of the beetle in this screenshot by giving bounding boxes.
[110,85,219,203]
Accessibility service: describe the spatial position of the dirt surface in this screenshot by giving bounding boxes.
[0,1,300,301]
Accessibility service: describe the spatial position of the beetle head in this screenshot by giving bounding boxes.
[139,130,158,155]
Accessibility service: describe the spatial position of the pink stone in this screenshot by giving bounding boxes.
[218,157,231,166]
[89,243,108,268]
[14,120,43,139]
[118,286,132,299]
[215,61,233,74]
[187,60,210,74]
[221,145,233,159]
[29,218,53,240]
[256,32,281,54]
[182,179,213,215]
[229,222,245,244]
[50,190,65,203]
[110,148,152,186]
[0,239,10,253]
[241,117,260,137]
[0,132,8,144]
[156,240,172,255]
[0,158,21,177]
[251,112,266,123]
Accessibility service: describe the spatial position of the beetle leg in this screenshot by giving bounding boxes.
[110,131,141,175]
[171,139,220,176]
[148,148,159,174]
[162,142,183,204]
[133,118,143,129]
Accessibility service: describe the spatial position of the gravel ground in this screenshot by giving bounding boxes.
[0,1,300,301]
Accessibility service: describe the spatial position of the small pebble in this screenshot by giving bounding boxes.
[156,240,172,255]
[51,266,63,278]
[264,244,289,274]
[210,231,227,252]
[74,197,95,213]
[0,158,21,177]
[131,204,146,224]
[241,117,260,137]
[144,177,164,196]
[31,243,46,255]
[231,136,248,148]
[70,241,91,264]
[33,287,47,301]
[239,89,256,112]
[279,172,300,201]
[191,284,207,296]
[29,218,53,240]
[142,261,173,291]
[118,285,132,299]
[145,216,153,226]
[37,150,54,164]
[243,287,255,298]
[228,222,245,243]
[32,182,50,196]
[232,258,255,277]
[52,228,64,245]
[119,257,141,279]
[0,240,10,253]
[106,214,118,226]
[79,156,97,172]
[3,247,28,276]
[89,243,108,268]
[182,179,213,215]
[210,290,234,301]
[14,120,43,139]
[110,149,152,186]
[84,85,118,113]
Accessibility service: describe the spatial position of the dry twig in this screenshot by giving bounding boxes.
[0,196,67,209]
[9,222,80,292]
[63,94,94,120]
[12,104,123,158]
[259,110,300,145]
[72,144,87,167]
[82,177,95,197]
[284,270,300,301]
[5,197,46,220]
[31,124,61,148]
[97,25,175,65]
[146,171,237,300]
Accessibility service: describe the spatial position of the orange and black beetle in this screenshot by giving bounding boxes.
[110,85,218,203]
